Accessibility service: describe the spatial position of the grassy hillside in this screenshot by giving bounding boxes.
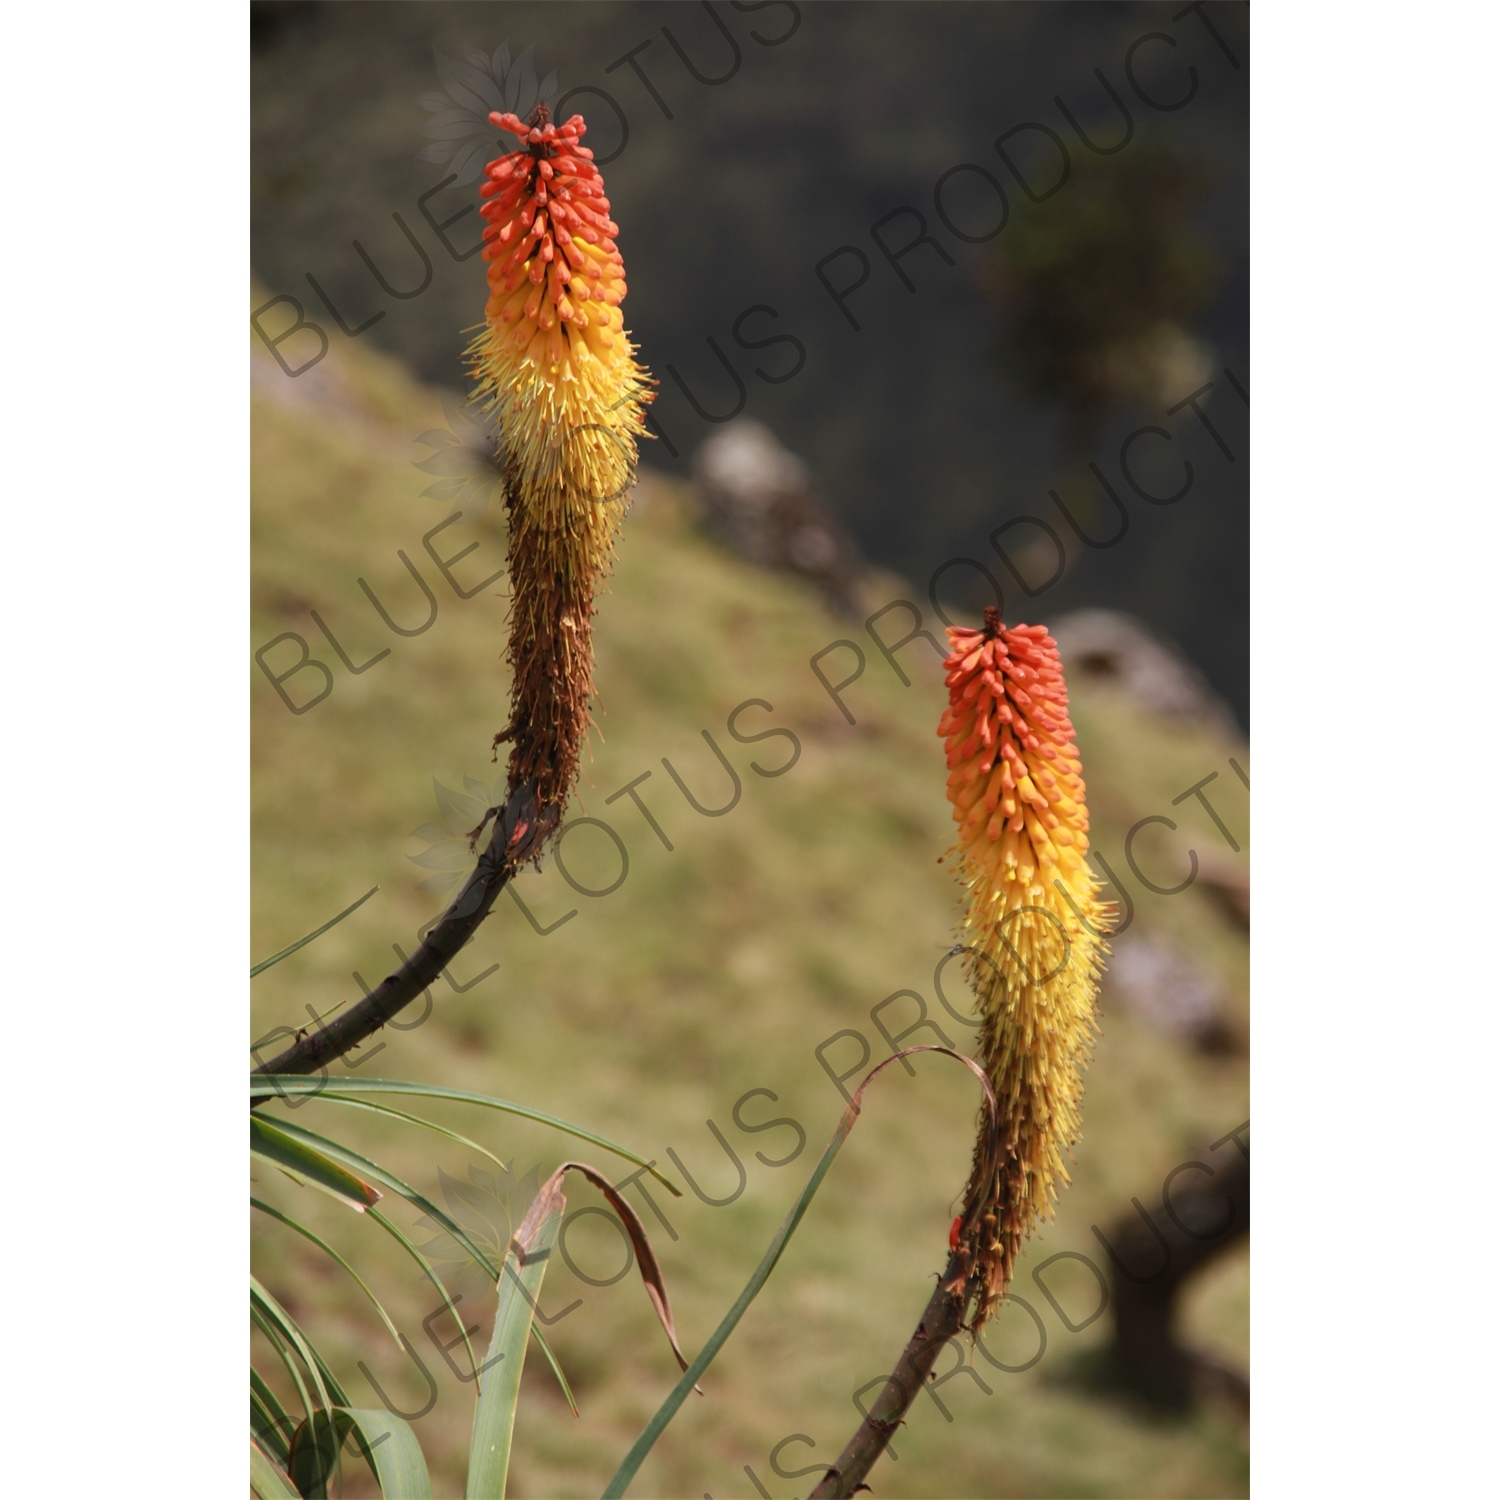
[251,311,1248,1498]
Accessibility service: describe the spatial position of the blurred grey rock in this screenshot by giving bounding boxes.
[1105,932,1233,1050]
[1049,609,1241,738]
[693,419,865,616]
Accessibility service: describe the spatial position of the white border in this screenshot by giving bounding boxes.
[0,0,246,1480]
[1256,0,1496,1490]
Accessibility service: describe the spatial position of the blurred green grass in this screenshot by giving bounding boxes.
[251,312,1248,1499]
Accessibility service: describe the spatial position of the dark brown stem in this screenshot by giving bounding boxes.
[808,1250,976,1498]
[251,780,550,1086]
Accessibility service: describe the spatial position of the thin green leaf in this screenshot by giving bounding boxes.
[369,1206,483,1388]
[251,1283,339,1415]
[251,1366,292,1430]
[252,1197,402,1346]
[252,1115,381,1211]
[601,1138,844,1498]
[372,1197,576,1415]
[251,1401,290,1470]
[252,1367,295,1466]
[363,1184,576,1415]
[260,1117,501,1280]
[467,1188,566,1498]
[256,1107,590,1413]
[250,1439,301,1499]
[251,1395,285,1467]
[252,885,379,977]
[265,1110,579,1410]
[251,1077,681,1197]
[251,1303,319,1426]
[602,1047,995,1499]
[528,1323,579,1418]
[307,1092,511,1172]
[290,1408,433,1500]
[251,1276,350,1413]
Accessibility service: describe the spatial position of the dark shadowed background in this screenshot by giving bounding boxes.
[251,0,1248,725]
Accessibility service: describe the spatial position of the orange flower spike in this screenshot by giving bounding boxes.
[466,103,653,824]
[943,606,1110,1333]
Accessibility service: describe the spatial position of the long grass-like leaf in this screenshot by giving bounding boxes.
[251,1395,285,1466]
[252,886,379,977]
[305,1091,511,1172]
[252,1367,296,1466]
[367,1201,579,1416]
[369,1206,484,1387]
[264,1117,501,1280]
[251,1301,322,1425]
[251,1077,680,1196]
[601,1048,995,1499]
[263,1117,501,1396]
[252,1115,381,1211]
[466,1189,565,1498]
[251,1366,292,1428]
[251,1276,350,1413]
[257,1094,592,1408]
[252,1197,402,1345]
[290,1408,434,1500]
[345,1407,435,1498]
[529,1324,579,1418]
[250,1439,301,1499]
